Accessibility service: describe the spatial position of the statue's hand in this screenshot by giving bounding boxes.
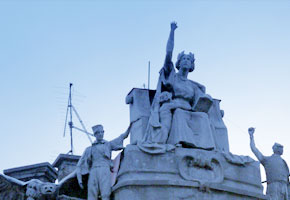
[79,182,84,190]
[248,127,255,138]
[171,21,178,31]
[159,91,172,103]
[78,181,84,189]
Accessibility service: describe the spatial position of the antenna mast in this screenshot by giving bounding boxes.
[63,83,93,155]
[63,83,74,154]
[69,83,73,154]
[148,61,150,90]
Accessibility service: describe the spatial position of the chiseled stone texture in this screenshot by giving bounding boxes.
[3,162,57,183]
[126,88,156,145]
[113,145,266,200]
[114,185,261,200]
[58,194,85,200]
[53,154,80,182]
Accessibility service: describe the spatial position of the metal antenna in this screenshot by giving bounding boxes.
[63,83,93,155]
[63,83,74,154]
[69,83,74,154]
[148,61,150,90]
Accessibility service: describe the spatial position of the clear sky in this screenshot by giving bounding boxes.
[0,0,290,186]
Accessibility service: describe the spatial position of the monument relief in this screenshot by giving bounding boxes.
[1,22,287,200]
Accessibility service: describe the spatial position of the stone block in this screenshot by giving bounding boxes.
[53,154,80,182]
[58,195,85,200]
[113,145,266,200]
[4,162,57,183]
[126,88,155,144]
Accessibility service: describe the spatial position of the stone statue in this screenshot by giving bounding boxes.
[248,127,289,200]
[76,124,131,200]
[141,22,216,150]
[0,174,57,200]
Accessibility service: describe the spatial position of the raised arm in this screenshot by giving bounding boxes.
[110,122,134,151]
[163,22,177,74]
[248,127,265,162]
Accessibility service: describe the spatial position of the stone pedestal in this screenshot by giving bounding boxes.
[112,145,266,200]
[53,154,80,182]
[126,88,156,145]
[3,162,57,183]
[57,195,85,200]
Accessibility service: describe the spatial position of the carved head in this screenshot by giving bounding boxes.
[26,180,41,199]
[25,179,57,200]
[40,182,57,195]
[175,51,195,72]
[272,143,283,155]
[92,124,104,141]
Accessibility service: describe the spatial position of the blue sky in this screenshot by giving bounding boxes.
[0,0,290,185]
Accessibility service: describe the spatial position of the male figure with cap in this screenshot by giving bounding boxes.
[248,127,289,200]
[76,124,131,200]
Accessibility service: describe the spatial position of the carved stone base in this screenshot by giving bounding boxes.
[112,145,266,200]
[58,195,86,200]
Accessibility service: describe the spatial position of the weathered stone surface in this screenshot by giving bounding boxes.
[58,194,85,200]
[4,162,57,183]
[0,174,26,200]
[114,185,263,200]
[167,109,216,150]
[113,145,266,200]
[0,173,58,200]
[208,99,229,152]
[126,88,155,145]
[53,154,80,182]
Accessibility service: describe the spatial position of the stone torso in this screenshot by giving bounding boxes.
[91,142,111,168]
[261,154,289,184]
[172,74,196,102]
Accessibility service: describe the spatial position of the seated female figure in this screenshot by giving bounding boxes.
[142,22,216,150]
